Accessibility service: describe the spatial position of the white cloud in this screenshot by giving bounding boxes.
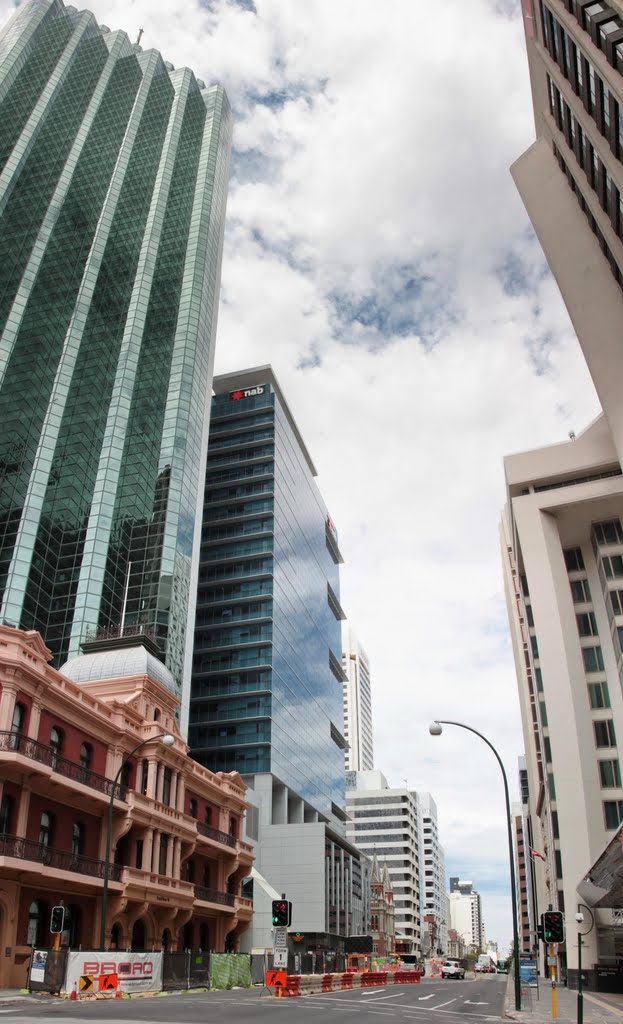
[0,0,601,951]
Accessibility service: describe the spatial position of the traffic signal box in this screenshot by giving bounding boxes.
[50,906,65,934]
[271,900,292,926]
[541,911,565,944]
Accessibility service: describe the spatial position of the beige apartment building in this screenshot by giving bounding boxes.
[505,0,623,991]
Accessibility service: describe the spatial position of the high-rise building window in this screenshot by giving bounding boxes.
[588,681,611,709]
[603,800,623,829]
[570,579,591,603]
[594,719,617,747]
[599,759,622,787]
[564,547,585,571]
[583,646,605,672]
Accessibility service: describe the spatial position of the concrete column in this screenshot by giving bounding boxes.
[144,828,154,874]
[146,759,158,800]
[165,834,174,877]
[16,786,30,838]
[27,702,42,740]
[0,684,17,732]
[172,837,181,880]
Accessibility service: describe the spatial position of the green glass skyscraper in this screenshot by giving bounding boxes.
[0,0,232,719]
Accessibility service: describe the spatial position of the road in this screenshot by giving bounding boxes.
[0,974,508,1024]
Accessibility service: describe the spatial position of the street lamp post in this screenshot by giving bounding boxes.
[99,732,174,950]
[574,904,595,1024]
[429,719,521,1011]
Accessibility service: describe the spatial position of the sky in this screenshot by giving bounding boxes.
[0,0,603,952]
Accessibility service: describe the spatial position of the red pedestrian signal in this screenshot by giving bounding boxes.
[542,911,564,944]
[50,906,65,934]
[271,900,291,926]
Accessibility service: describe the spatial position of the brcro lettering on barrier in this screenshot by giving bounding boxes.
[64,952,163,996]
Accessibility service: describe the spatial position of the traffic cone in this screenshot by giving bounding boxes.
[115,987,123,999]
[70,983,77,1000]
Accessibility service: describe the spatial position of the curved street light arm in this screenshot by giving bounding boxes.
[431,719,521,1012]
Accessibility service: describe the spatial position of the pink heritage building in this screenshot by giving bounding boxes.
[0,626,253,989]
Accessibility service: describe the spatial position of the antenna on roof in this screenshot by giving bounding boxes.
[568,430,576,441]
[136,27,144,45]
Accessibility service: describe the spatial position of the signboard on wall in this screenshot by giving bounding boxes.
[64,951,163,995]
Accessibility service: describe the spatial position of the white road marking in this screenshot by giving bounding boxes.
[361,987,387,994]
[418,993,436,1000]
[430,998,458,1008]
[360,992,402,1001]
[464,1000,488,1005]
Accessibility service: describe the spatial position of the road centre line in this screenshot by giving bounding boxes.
[359,993,402,1001]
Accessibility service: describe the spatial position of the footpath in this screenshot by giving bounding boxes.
[505,978,623,1024]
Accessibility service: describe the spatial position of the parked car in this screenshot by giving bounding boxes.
[441,959,466,979]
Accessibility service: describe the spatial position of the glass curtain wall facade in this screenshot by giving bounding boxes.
[0,0,232,713]
[190,367,347,819]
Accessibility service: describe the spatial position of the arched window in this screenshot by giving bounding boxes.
[131,918,145,950]
[204,805,212,827]
[229,816,237,838]
[161,928,171,951]
[185,859,195,883]
[50,727,63,755]
[110,922,122,950]
[11,702,25,733]
[71,823,84,859]
[10,703,25,750]
[202,863,210,888]
[0,794,13,835]
[158,834,168,875]
[39,812,53,848]
[141,759,149,796]
[79,743,92,770]
[199,923,209,951]
[50,727,63,769]
[64,904,80,946]
[188,798,197,819]
[183,921,193,950]
[153,708,161,722]
[27,901,43,947]
[120,761,131,788]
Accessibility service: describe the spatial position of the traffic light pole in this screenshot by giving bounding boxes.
[550,942,557,1021]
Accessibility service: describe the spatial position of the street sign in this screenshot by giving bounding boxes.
[79,975,94,993]
[273,947,288,969]
[273,926,287,948]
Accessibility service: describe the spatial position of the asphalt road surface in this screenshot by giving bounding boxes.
[0,974,508,1024]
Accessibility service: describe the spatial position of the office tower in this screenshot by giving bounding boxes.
[501,425,623,981]
[190,366,365,951]
[418,792,447,957]
[346,770,421,956]
[507,0,623,985]
[514,1,623,458]
[0,0,231,719]
[342,623,374,771]
[448,881,483,950]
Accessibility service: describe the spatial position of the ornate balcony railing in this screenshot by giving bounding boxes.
[196,820,236,848]
[0,835,121,881]
[0,731,126,800]
[194,885,235,907]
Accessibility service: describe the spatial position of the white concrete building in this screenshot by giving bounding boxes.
[418,792,448,956]
[346,770,421,955]
[342,624,374,771]
[501,416,623,980]
[449,879,484,950]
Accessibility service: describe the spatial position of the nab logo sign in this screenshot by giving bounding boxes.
[229,385,265,401]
